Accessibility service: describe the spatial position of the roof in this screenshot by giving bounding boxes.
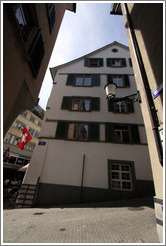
[50,41,129,81]
[110,3,122,15]
[66,3,76,13]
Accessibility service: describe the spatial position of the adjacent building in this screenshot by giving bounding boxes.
[3,3,76,137]
[3,105,45,185]
[17,42,155,208]
[110,3,163,242]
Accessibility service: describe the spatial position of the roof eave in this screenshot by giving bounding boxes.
[110,3,122,15]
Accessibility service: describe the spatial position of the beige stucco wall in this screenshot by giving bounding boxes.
[121,3,163,199]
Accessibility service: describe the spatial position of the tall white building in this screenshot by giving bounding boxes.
[17,42,155,207]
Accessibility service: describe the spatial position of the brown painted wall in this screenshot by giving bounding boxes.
[3,4,69,135]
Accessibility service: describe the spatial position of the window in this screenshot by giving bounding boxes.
[29,127,35,136]
[107,74,130,88]
[61,96,100,111]
[112,48,118,53]
[68,123,88,140]
[114,125,130,143]
[5,133,12,143]
[66,74,100,87]
[108,162,133,191]
[47,3,56,33]
[75,74,92,86]
[84,58,103,67]
[38,121,42,127]
[20,111,27,118]
[107,58,126,67]
[30,116,35,123]
[108,100,134,113]
[105,123,140,144]
[15,4,33,39]
[112,75,123,87]
[56,121,100,142]
[72,98,90,111]
[34,131,39,138]
[13,3,45,77]
[114,102,127,113]
[13,120,25,130]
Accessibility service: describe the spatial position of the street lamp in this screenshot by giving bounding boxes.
[104,81,141,103]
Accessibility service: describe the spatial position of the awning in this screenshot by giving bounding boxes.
[18,163,29,172]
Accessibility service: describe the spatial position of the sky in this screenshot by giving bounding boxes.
[38,2,129,110]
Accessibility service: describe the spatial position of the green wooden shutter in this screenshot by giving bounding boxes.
[91,97,100,111]
[127,103,135,113]
[107,58,111,67]
[89,123,99,141]
[92,74,100,86]
[108,101,115,112]
[123,75,130,87]
[107,74,113,83]
[66,74,75,85]
[122,58,127,67]
[61,97,72,110]
[105,123,114,142]
[55,121,68,139]
[129,58,132,67]
[84,58,90,67]
[130,125,140,143]
[99,58,104,67]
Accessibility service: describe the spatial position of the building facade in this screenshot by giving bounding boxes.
[17,42,155,208]
[110,3,163,242]
[3,105,45,185]
[3,3,76,137]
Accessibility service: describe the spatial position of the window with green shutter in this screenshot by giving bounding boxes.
[91,74,100,86]
[108,100,134,113]
[105,123,140,144]
[129,58,133,67]
[107,58,127,67]
[55,121,68,139]
[56,121,100,142]
[84,58,103,67]
[107,74,130,87]
[61,96,100,112]
[66,74,100,87]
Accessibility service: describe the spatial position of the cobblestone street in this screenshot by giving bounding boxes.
[3,197,160,244]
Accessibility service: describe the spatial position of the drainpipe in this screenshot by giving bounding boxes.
[80,155,85,203]
[123,3,163,166]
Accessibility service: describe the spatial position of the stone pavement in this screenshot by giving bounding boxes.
[3,196,160,244]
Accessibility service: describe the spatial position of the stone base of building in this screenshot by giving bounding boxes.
[34,180,155,207]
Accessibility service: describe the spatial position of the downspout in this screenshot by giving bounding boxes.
[80,154,85,203]
[123,3,163,166]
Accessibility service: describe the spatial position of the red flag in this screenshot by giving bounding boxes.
[17,126,32,150]
[3,147,10,161]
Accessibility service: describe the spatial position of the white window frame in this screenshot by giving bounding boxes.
[114,101,128,113]
[72,98,90,111]
[75,74,92,87]
[110,163,133,191]
[114,125,130,143]
[112,75,123,87]
[111,59,121,67]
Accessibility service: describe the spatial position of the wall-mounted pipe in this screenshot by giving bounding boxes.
[123,3,163,166]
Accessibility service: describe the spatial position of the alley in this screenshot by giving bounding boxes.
[3,197,160,244]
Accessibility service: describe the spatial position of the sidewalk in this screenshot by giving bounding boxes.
[3,196,160,244]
